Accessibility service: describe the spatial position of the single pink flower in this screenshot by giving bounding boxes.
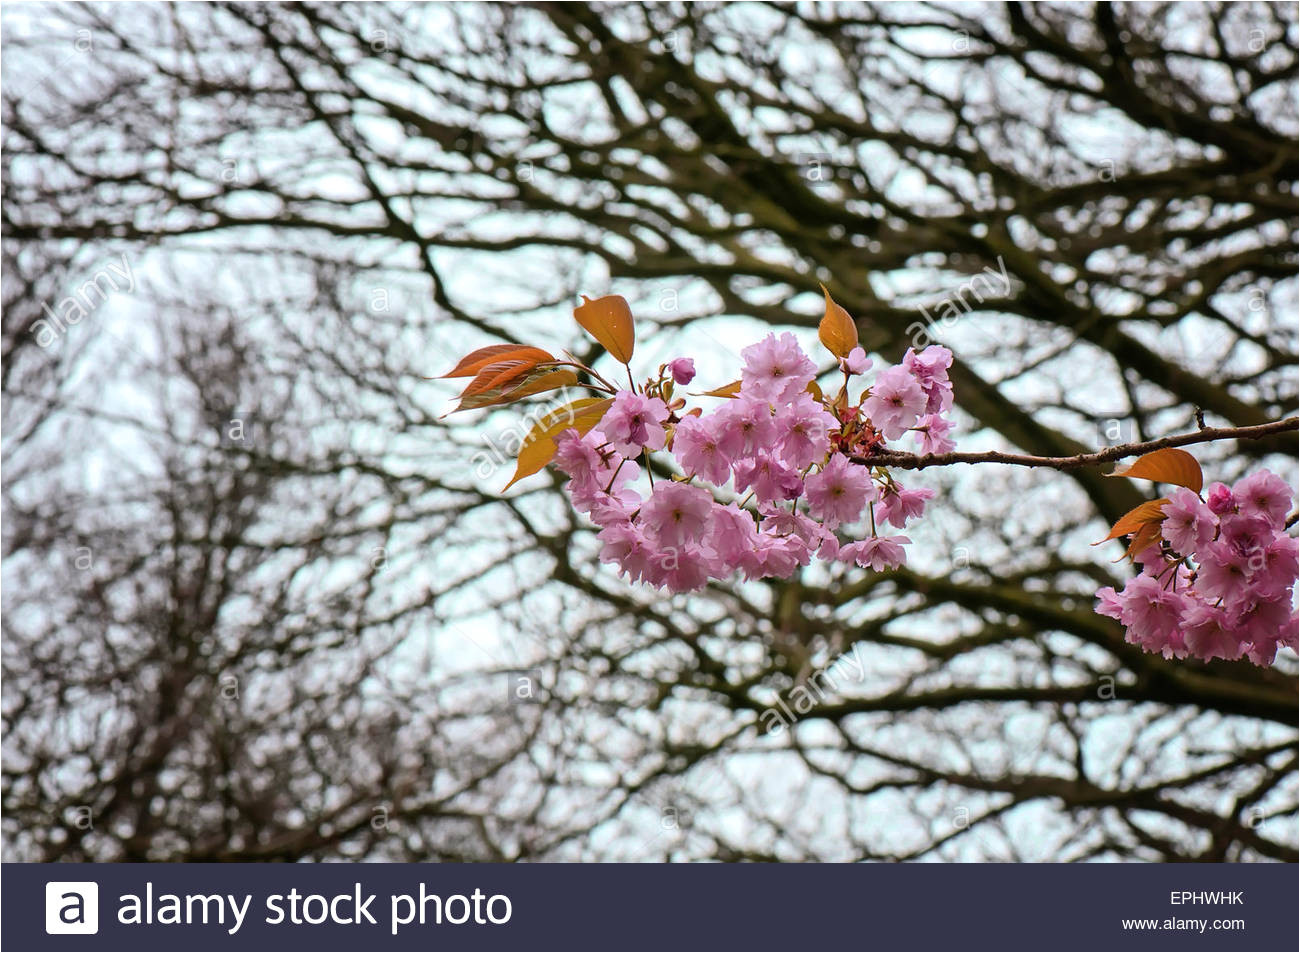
[1217,513,1273,567]
[740,332,817,405]
[597,521,655,582]
[1232,470,1292,530]
[668,357,696,385]
[774,393,835,469]
[602,391,668,457]
[876,485,936,529]
[841,346,871,375]
[672,414,734,485]
[720,397,778,457]
[639,481,714,548]
[1116,576,1186,656]
[804,453,875,529]
[750,530,811,578]
[553,427,604,483]
[1096,586,1124,622]
[1160,487,1216,555]
[1205,482,1237,516]
[1195,541,1251,603]
[643,543,715,593]
[760,504,828,549]
[863,366,926,440]
[912,414,955,454]
[1253,535,1299,600]
[840,534,910,571]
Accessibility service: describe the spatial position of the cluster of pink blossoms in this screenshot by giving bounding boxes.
[1096,471,1299,666]
[552,333,956,592]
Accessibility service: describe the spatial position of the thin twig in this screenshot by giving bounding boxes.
[852,418,1298,473]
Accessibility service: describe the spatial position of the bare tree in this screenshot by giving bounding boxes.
[3,0,1296,862]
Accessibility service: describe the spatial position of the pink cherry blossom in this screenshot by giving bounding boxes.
[1255,536,1300,600]
[643,543,715,592]
[733,451,803,504]
[720,397,778,457]
[774,393,835,469]
[709,504,760,570]
[1180,603,1244,662]
[1095,586,1124,622]
[1096,466,1297,668]
[1116,576,1186,656]
[750,529,811,578]
[597,521,655,582]
[639,481,714,548]
[902,345,955,414]
[841,346,871,375]
[668,357,696,385]
[740,332,817,405]
[1205,482,1237,516]
[556,429,641,520]
[672,414,734,485]
[864,365,927,440]
[1232,470,1292,529]
[1160,488,1216,555]
[759,504,828,548]
[841,534,911,571]
[602,391,668,457]
[912,414,956,454]
[804,453,875,529]
[1195,541,1251,603]
[541,330,962,594]
[876,485,936,529]
[553,427,605,483]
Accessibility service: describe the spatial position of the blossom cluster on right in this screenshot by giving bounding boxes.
[1097,469,1298,666]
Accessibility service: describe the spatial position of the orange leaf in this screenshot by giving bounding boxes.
[574,294,635,365]
[1105,447,1203,494]
[694,380,742,398]
[818,284,858,359]
[439,345,554,379]
[458,360,534,400]
[1094,498,1170,544]
[450,368,579,413]
[1121,520,1163,562]
[503,368,579,402]
[502,397,614,491]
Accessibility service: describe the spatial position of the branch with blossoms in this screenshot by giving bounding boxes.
[440,288,1298,670]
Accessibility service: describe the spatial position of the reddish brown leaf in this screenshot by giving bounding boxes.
[451,368,580,413]
[1105,447,1203,494]
[1094,498,1171,544]
[458,361,528,400]
[439,345,554,379]
[574,294,635,365]
[1121,520,1164,561]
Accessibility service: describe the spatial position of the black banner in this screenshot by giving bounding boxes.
[2,862,1297,951]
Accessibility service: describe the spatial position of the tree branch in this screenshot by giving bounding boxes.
[855,418,1298,473]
